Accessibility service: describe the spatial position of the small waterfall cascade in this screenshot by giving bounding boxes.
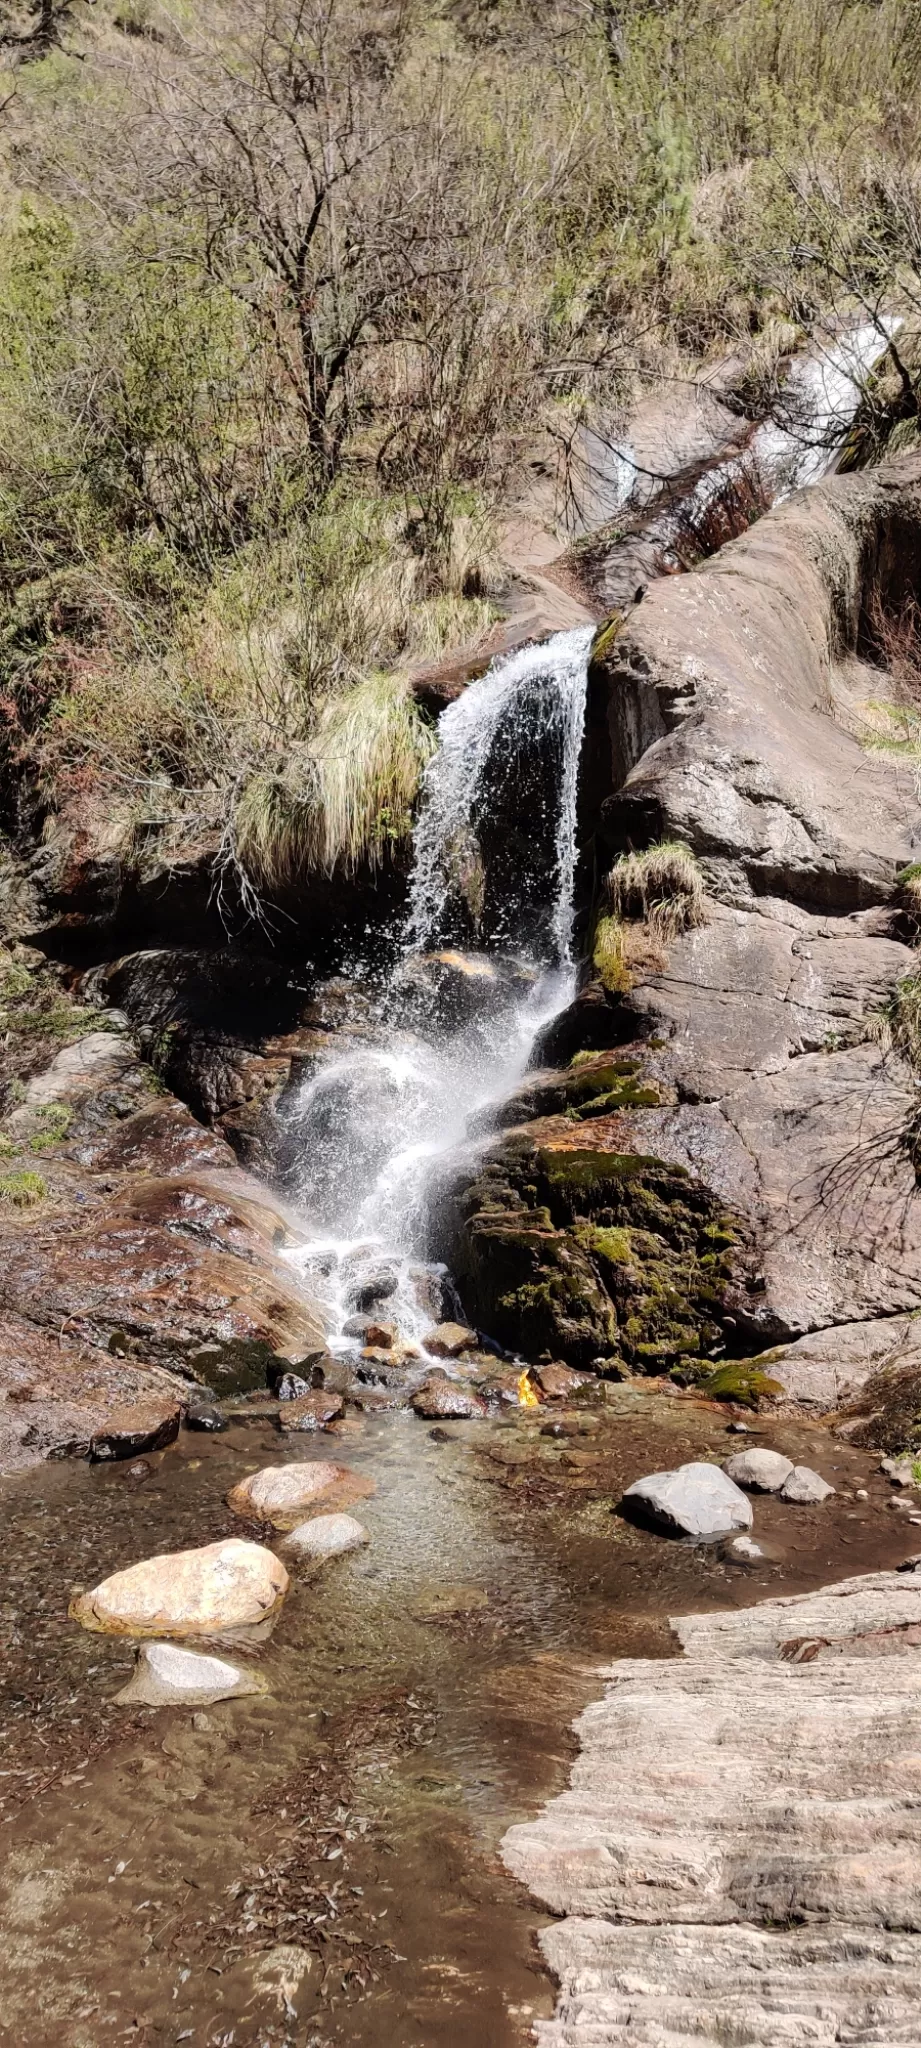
[284,625,594,1361]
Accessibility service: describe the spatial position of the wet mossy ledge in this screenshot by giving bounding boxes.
[440,1048,762,1377]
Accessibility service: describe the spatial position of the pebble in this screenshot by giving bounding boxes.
[725,1535,764,1564]
[726,1421,751,1434]
[855,1488,869,1500]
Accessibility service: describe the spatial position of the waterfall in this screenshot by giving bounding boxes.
[284,626,593,1358]
[406,624,592,962]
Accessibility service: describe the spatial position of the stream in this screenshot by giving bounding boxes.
[1,602,917,2046]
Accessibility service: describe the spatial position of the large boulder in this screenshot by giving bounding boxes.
[622,1460,753,1537]
[69,1537,288,1640]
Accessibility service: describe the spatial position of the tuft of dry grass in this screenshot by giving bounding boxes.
[233,670,436,884]
[604,841,706,941]
[592,913,666,994]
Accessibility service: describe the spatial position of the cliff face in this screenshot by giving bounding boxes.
[449,458,921,1412]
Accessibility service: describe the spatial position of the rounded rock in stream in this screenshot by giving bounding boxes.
[69,1537,288,1640]
[411,1377,488,1420]
[186,1400,228,1433]
[723,1448,793,1493]
[89,1397,181,1462]
[622,1461,753,1538]
[114,1640,269,1707]
[780,1464,835,1504]
[277,1389,344,1433]
[423,1322,478,1358]
[283,1513,370,1564]
[227,1460,375,1528]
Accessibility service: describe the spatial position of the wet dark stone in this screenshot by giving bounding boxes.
[353,1272,399,1311]
[89,1398,181,1462]
[277,1372,311,1402]
[186,1402,228,1433]
[411,1378,488,1421]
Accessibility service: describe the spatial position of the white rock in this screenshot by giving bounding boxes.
[284,1513,369,1563]
[780,1464,835,1504]
[723,1448,793,1493]
[726,1535,764,1563]
[113,1641,268,1707]
[622,1461,752,1537]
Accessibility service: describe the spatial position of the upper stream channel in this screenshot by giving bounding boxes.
[0,616,916,2047]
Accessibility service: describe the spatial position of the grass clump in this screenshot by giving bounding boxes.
[233,671,437,884]
[0,1170,47,1210]
[592,913,667,995]
[605,842,706,941]
[28,1101,72,1151]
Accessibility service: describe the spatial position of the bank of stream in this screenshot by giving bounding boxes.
[0,1383,916,2047]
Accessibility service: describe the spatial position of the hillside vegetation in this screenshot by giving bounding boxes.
[1,0,920,897]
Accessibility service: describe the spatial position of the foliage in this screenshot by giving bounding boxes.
[234,671,437,883]
[0,0,920,891]
[0,1169,47,1208]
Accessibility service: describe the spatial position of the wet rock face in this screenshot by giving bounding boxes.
[502,1565,921,2045]
[0,1025,329,1470]
[442,1060,755,1371]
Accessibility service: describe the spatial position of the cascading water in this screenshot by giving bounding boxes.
[284,625,593,1364]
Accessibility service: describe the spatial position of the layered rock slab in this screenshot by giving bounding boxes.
[502,1565,921,2045]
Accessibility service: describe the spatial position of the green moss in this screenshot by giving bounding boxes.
[589,612,625,666]
[0,1170,47,1209]
[539,1147,664,1192]
[0,1134,16,1159]
[699,1360,784,1407]
[580,1224,634,1265]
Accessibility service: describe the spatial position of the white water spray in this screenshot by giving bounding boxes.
[285,626,593,1360]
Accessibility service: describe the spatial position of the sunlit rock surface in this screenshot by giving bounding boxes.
[70,1537,288,1640]
[503,1564,921,2044]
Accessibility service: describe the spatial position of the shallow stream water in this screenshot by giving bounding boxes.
[0,1390,916,2047]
